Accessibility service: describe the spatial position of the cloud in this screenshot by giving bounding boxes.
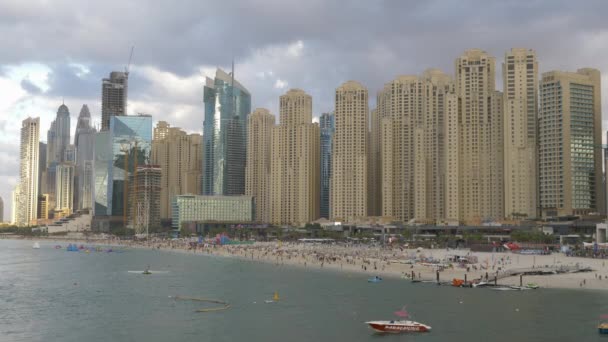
[2,0,608,220]
[20,78,42,94]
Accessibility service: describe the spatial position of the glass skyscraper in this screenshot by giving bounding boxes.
[94,115,152,216]
[202,68,251,196]
[320,112,335,219]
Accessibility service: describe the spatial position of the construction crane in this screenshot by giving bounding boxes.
[125,46,135,76]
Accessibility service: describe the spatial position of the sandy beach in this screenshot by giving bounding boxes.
[13,236,608,291]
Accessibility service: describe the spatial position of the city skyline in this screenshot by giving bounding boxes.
[2,1,608,221]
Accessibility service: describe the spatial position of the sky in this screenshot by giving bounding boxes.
[1,0,608,221]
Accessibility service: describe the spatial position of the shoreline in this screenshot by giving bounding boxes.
[8,236,608,291]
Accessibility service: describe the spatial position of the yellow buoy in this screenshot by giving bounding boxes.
[273,291,280,301]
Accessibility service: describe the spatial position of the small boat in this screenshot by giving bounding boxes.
[472,281,489,288]
[368,276,383,283]
[525,283,540,289]
[265,291,280,303]
[32,242,40,249]
[599,315,608,334]
[366,320,432,333]
[491,287,518,291]
[143,266,152,275]
[366,307,431,333]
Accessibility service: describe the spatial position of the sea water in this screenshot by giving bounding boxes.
[0,239,605,342]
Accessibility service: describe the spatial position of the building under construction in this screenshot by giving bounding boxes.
[128,165,161,234]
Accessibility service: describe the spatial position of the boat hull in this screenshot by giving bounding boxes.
[366,321,431,333]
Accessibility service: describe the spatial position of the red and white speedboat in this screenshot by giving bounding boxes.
[365,320,431,333]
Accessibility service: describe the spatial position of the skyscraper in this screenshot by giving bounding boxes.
[17,117,40,226]
[270,89,320,225]
[46,104,71,164]
[94,115,152,219]
[128,165,161,233]
[55,163,74,216]
[332,81,368,221]
[202,68,251,196]
[75,105,97,210]
[450,49,504,224]
[539,69,603,217]
[503,48,539,220]
[151,121,203,219]
[101,72,128,131]
[45,104,71,215]
[319,112,335,219]
[0,196,4,222]
[38,142,46,195]
[379,70,454,223]
[245,108,275,222]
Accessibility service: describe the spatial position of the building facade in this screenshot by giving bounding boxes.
[128,165,161,233]
[151,121,203,219]
[319,112,335,219]
[378,70,454,224]
[270,89,320,226]
[101,71,128,131]
[332,81,368,221]
[503,48,539,219]
[75,104,97,211]
[18,117,40,226]
[0,196,3,222]
[94,115,152,221]
[202,68,251,196]
[11,185,19,225]
[245,108,275,222]
[539,69,603,217]
[450,49,504,224]
[55,163,75,216]
[37,194,49,220]
[171,195,253,230]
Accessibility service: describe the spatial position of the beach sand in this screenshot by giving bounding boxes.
[13,237,608,291]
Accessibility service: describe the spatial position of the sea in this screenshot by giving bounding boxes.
[1,239,606,342]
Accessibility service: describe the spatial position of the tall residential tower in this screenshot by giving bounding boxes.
[151,121,203,219]
[17,117,40,225]
[270,89,320,225]
[332,81,368,221]
[539,69,603,217]
[503,48,539,219]
[450,49,504,224]
[245,108,275,222]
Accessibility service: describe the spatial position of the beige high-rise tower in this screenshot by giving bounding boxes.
[377,70,454,224]
[151,121,202,219]
[269,89,320,225]
[539,69,603,217]
[17,117,40,226]
[332,81,368,221]
[451,49,504,224]
[246,108,276,222]
[503,48,538,219]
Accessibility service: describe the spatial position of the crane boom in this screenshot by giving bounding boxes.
[126,46,135,75]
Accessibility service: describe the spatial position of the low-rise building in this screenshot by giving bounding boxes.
[172,195,253,233]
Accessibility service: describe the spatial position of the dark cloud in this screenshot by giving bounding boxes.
[20,78,42,94]
[2,0,608,220]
